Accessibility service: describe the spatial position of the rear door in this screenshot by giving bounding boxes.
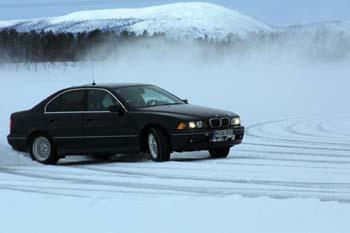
[83,89,137,153]
[45,89,85,153]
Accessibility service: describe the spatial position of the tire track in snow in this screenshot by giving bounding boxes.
[1,117,350,202]
[3,164,350,202]
[246,117,350,147]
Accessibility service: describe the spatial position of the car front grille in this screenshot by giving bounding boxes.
[209,118,220,128]
[221,117,230,127]
[209,117,230,128]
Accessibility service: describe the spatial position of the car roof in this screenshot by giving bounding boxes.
[73,83,151,89]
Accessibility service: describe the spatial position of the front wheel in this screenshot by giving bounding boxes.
[147,128,171,162]
[209,147,230,159]
[30,134,59,165]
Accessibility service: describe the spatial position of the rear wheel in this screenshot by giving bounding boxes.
[209,147,230,159]
[147,128,171,162]
[30,134,59,165]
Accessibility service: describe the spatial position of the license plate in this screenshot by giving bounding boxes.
[211,129,234,142]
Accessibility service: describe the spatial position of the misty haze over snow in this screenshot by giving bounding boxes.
[1,2,350,233]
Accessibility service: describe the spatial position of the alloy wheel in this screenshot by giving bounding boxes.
[148,133,158,160]
[32,136,51,162]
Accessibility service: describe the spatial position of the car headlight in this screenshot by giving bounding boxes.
[177,121,206,130]
[189,121,196,129]
[231,117,240,126]
[196,121,203,128]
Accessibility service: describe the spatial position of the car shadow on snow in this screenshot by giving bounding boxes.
[58,152,212,166]
[58,153,147,166]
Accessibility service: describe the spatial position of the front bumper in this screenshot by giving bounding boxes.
[170,126,244,152]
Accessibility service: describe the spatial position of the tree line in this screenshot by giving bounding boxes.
[0,28,349,63]
[0,29,166,63]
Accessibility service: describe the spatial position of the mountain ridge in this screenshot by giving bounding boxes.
[0,2,349,40]
[0,2,274,39]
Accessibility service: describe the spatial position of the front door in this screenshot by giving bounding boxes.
[83,89,137,153]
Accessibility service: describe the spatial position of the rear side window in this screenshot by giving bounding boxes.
[46,90,85,112]
[87,89,117,111]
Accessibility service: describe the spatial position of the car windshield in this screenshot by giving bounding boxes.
[114,85,184,109]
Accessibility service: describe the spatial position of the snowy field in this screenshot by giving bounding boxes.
[1,48,350,233]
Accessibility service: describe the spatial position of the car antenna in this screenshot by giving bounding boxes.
[90,56,96,86]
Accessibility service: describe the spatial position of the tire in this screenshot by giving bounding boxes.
[147,128,171,162]
[30,134,59,165]
[209,147,230,159]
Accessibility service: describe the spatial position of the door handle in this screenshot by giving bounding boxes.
[49,119,55,123]
[86,118,93,122]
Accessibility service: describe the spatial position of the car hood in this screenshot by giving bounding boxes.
[137,104,238,119]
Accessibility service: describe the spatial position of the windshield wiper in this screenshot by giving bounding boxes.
[160,103,183,106]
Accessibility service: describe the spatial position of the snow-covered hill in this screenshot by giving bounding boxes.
[0,2,274,39]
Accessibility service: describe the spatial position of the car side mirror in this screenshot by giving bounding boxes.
[108,105,125,115]
[182,99,189,104]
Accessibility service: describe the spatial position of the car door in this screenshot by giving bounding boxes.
[45,89,85,153]
[83,89,137,153]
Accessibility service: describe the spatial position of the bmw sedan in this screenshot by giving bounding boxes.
[8,83,244,164]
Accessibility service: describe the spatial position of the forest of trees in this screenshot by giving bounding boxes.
[0,29,168,63]
[0,28,349,63]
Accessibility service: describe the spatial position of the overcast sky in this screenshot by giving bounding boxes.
[0,0,349,26]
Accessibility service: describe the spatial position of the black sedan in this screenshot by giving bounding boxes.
[8,83,244,164]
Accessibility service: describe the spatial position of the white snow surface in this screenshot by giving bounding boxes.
[1,48,350,232]
[0,2,274,38]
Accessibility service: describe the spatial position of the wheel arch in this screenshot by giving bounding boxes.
[139,124,172,152]
[26,130,52,151]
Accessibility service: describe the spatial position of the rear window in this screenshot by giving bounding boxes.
[46,90,85,112]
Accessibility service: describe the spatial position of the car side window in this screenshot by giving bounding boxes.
[142,88,174,104]
[87,89,117,111]
[46,90,85,112]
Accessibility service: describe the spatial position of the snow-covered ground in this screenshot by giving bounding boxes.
[1,47,350,232]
